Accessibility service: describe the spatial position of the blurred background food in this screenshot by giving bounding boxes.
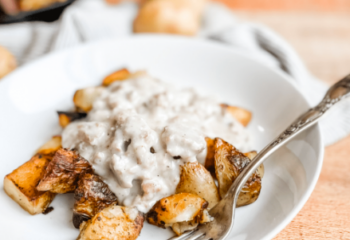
[0,0,68,14]
[0,0,349,82]
[0,45,16,79]
[134,0,207,35]
[0,0,74,23]
[19,0,67,12]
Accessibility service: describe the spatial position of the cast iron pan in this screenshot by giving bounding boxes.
[0,0,75,24]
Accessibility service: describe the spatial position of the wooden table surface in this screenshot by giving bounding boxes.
[231,10,350,240]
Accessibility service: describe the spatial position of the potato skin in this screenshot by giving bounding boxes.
[37,148,92,193]
[102,68,130,86]
[36,135,62,156]
[133,0,206,36]
[204,137,215,175]
[77,205,144,240]
[73,86,104,112]
[146,193,208,228]
[73,173,118,228]
[244,151,264,178]
[221,104,252,127]
[57,112,87,128]
[3,154,56,215]
[214,138,261,207]
[176,162,220,209]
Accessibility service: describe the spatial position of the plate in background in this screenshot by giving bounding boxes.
[0,35,323,240]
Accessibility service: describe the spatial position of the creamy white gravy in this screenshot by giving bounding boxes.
[62,73,251,212]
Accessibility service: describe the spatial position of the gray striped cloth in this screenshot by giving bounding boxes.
[1,0,349,146]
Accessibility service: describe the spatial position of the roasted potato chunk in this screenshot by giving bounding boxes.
[57,111,87,128]
[77,205,144,240]
[244,151,264,178]
[172,220,198,236]
[36,135,62,156]
[133,0,206,36]
[147,193,209,228]
[176,162,220,209]
[3,136,61,215]
[3,154,56,215]
[37,148,92,194]
[73,173,118,228]
[102,68,131,86]
[204,137,215,175]
[73,86,104,112]
[221,104,252,127]
[214,138,261,207]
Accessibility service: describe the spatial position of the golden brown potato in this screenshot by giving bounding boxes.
[204,137,215,175]
[3,154,56,215]
[172,208,213,235]
[36,136,62,155]
[244,151,264,178]
[102,68,131,86]
[37,148,92,194]
[244,151,257,161]
[0,45,16,79]
[221,104,252,127]
[73,173,118,229]
[172,220,198,236]
[19,0,67,11]
[3,136,61,215]
[77,205,144,240]
[176,162,220,209]
[147,193,208,228]
[214,138,261,207]
[133,0,207,36]
[57,111,87,128]
[73,86,105,112]
[199,209,212,224]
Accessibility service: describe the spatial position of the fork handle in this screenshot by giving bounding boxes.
[227,74,350,201]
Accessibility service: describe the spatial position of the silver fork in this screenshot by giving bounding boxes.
[169,74,350,240]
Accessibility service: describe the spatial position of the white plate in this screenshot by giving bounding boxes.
[0,35,323,240]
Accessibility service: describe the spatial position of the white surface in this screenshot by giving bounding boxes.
[0,36,323,240]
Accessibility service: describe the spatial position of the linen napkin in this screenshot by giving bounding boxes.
[0,0,349,146]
